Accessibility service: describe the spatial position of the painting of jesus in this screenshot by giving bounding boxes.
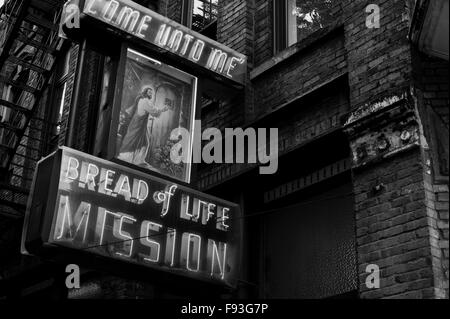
[115,49,197,182]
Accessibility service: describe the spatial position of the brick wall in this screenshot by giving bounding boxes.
[252,32,347,119]
[343,0,413,110]
[254,0,272,66]
[217,0,255,122]
[199,0,349,188]
[159,0,183,23]
[202,94,246,131]
[354,149,437,298]
[424,177,449,298]
[198,79,349,190]
[196,0,449,299]
[203,0,348,129]
[411,47,449,299]
[339,0,448,299]
[218,0,254,61]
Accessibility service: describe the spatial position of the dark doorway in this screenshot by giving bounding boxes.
[261,180,357,299]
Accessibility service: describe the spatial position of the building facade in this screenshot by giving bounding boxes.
[0,0,448,299]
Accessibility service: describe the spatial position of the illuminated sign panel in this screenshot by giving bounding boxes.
[111,49,197,183]
[114,48,197,183]
[22,147,242,287]
[63,0,247,85]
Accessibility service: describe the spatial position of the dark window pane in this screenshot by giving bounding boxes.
[192,0,219,32]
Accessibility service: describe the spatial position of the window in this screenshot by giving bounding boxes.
[274,0,335,53]
[192,0,219,32]
[182,0,219,39]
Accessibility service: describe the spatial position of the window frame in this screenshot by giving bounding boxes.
[273,0,289,55]
[273,0,336,54]
[181,0,193,27]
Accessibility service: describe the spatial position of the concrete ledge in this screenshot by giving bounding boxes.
[250,21,344,80]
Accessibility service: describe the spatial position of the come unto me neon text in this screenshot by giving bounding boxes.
[79,0,246,83]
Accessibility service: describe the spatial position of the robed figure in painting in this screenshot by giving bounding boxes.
[118,85,168,168]
[115,49,196,182]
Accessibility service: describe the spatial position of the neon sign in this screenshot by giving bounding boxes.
[22,147,242,287]
[61,0,247,85]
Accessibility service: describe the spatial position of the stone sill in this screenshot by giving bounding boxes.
[352,143,420,172]
[244,71,348,128]
[198,126,344,191]
[250,21,344,80]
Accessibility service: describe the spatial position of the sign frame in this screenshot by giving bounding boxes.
[21,147,243,288]
[107,45,198,184]
[60,0,247,86]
